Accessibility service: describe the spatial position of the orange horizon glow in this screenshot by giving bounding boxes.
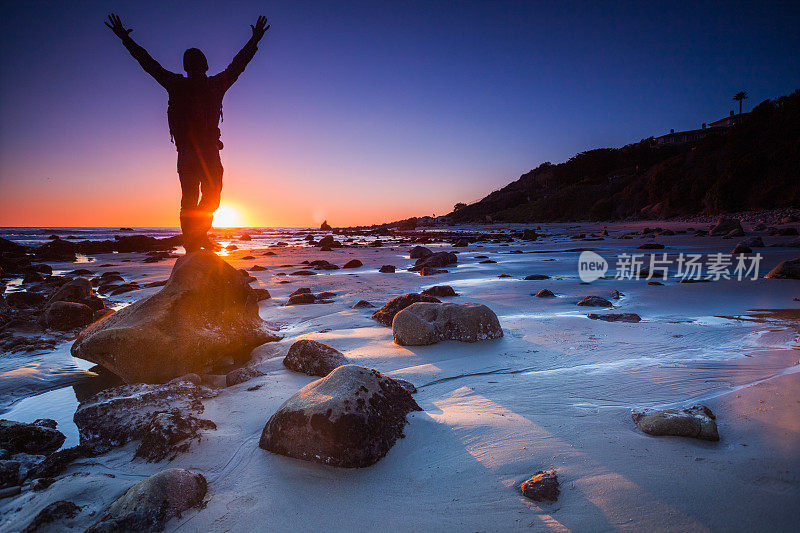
[0,161,462,229]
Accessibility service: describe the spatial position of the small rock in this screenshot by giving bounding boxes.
[372,293,441,326]
[392,302,503,346]
[534,289,555,297]
[731,244,752,254]
[352,300,375,308]
[520,470,560,502]
[632,405,719,441]
[31,477,55,491]
[22,500,81,533]
[0,419,66,455]
[577,296,613,307]
[46,278,94,307]
[765,258,800,279]
[420,267,447,276]
[135,412,216,462]
[87,469,207,532]
[709,218,743,236]
[252,288,271,301]
[283,339,348,377]
[741,236,765,248]
[413,251,457,269]
[5,291,45,309]
[343,259,363,269]
[587,313,641,322]
[286,293,317,305]
[226,366,265,386]
[42,301,94,330]
[421,285,458,297]
[0,460,20,488]
[379,265,396,273]
[524,274,549,280]
[409,246,433,259]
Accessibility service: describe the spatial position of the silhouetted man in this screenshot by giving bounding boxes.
[105,13,269,251]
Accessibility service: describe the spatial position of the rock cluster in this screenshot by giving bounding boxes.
[73,380,217,461]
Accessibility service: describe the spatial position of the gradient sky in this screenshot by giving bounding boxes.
[1,1,799,227]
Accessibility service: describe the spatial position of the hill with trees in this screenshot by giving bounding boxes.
[447,89,800,223]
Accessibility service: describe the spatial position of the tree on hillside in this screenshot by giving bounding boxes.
[733,91,749,114]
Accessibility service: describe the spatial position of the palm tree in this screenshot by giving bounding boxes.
[733,91,748,114]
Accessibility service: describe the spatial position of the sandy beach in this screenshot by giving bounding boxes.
[1,221,799,531]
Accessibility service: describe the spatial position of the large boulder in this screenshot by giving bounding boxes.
[71,251,281,383]
[73,380,216,461]
[709,217,743,236]
[87,469,207,532]
[0,419,65,455]
[259,365,421,467]
[764,258,800,279]
[372,293,440,326]
[632,405,719,441]
[283,339,349,377]
[392,302,503,346]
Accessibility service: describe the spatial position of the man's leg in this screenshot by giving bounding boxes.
[177,152,203,253]
[197,150,224,245]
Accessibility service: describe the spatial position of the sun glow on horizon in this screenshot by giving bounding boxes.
[212,204,246,228]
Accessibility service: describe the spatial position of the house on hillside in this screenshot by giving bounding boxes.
[655,110,749,145]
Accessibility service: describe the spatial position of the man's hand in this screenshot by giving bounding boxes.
[105,13,132,40]
[250,15,269,42]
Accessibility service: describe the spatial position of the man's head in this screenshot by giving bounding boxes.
[183,48,208,75]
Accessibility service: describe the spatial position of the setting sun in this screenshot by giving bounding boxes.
[212,204,245,228]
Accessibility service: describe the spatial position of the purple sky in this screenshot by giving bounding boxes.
[1,0,799,226]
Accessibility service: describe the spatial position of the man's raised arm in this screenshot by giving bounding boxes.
[105,13,177,90]
[218,15,270,91]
